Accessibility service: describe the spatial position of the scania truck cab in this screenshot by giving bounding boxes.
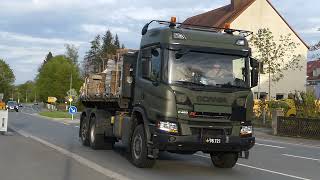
[79,18,259,169]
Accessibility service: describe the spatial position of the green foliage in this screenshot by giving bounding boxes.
[36,55,82,102]
[0,59,15,100]
[293,91,320,118]
[16,80,37,103]
[46,52,53,62]
[114,34,120,49]
[250,28,303,82]
[102,30,117,55]
[65,44,79,65]
[83,30,125,75]
[38,52,54,73]
[83,35,102,75]
[268,100,290,115]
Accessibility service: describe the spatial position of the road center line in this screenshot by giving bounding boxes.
[11,127,131,180]
[255,143,286,149]
[194,154,311,180]
[282,154,320,161]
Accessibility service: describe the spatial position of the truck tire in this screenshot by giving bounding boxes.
[210,152,238,168]
[130,124,155,168]
[89,116,114,150]
[80,114,90,146]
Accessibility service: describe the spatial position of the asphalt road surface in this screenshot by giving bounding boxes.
[3,104,320,180]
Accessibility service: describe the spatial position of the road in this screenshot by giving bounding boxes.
[3,104,320,180]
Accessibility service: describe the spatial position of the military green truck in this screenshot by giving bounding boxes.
[79,18,258,168]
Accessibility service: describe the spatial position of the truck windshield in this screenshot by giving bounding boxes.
[168,49,249,88]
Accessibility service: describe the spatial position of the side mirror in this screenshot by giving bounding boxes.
[141,23,149,35]
[250,57,259,68]
[151,49,159,57]
[251,68,259,87]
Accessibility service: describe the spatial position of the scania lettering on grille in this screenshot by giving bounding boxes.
[197,96,227,103]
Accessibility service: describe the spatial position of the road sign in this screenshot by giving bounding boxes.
[0,109,8,132]
[48,97,57,103]
[68,97,73,102]
[68,106,77,115]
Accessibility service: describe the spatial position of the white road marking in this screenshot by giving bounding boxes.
[282,154,320,162]
[75,126,80,128]
[256,138,320,149]
[194,154,311,180]
[11,127,131,180]
[255,143,286,149]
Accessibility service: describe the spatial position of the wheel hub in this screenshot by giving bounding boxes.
[133,134,142,159]
[81,123,87,140]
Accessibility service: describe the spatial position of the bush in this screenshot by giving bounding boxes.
[293,91,320,118]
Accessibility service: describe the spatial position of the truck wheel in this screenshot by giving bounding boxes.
[89,116,110,150]
[210,152,238,168]
[130,124,155,168]
[80,115,90,146]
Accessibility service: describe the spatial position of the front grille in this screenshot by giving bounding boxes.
[202,129,224,136]
[193,112,231,120]
[191,127,232,136]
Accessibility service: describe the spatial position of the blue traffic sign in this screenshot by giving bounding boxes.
[68,106,77,115]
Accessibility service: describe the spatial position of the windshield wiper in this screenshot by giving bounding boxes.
[174,81,206,87]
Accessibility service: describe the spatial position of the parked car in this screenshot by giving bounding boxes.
[6,101,19,112]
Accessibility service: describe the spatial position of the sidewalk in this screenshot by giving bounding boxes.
[254,127,320,147]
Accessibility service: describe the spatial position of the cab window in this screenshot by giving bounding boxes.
[141,48,161,82]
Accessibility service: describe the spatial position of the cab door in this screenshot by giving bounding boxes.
[134,46,168,123]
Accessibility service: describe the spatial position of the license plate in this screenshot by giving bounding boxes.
[204,138,221,144]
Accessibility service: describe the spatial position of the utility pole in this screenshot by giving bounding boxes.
[69,72,73,120]
[25,90,28,103]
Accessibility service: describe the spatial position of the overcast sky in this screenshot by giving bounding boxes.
[0,0,319,84]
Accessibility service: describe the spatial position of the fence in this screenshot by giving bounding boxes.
[277,117,320,139]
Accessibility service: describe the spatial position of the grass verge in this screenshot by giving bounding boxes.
[39,111,71,119]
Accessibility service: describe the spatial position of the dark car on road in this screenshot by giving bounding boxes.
[6,101,19,112]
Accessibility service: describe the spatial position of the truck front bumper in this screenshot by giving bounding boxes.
[152,132,255,153]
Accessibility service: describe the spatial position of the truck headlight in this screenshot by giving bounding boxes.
[240,126,253,137]
[157,121,178,133]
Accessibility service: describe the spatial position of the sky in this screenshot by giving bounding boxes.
[0,0,319,84]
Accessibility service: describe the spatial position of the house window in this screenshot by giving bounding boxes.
[276,94,284,100]
[141,48,161,82]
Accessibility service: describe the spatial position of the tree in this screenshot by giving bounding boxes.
[45,52,53,63]
[36,55,82,102]
[83,35,102,75]
[121,43,125,49]
[114,34,120,49]
[0,59,15,101]
[102,30,116,55]
[38,52,54,72]
[65,44,79,65]
[16,81,36,103]
[250,28,303,100]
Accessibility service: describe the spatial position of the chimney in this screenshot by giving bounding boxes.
[231,0,243,9]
